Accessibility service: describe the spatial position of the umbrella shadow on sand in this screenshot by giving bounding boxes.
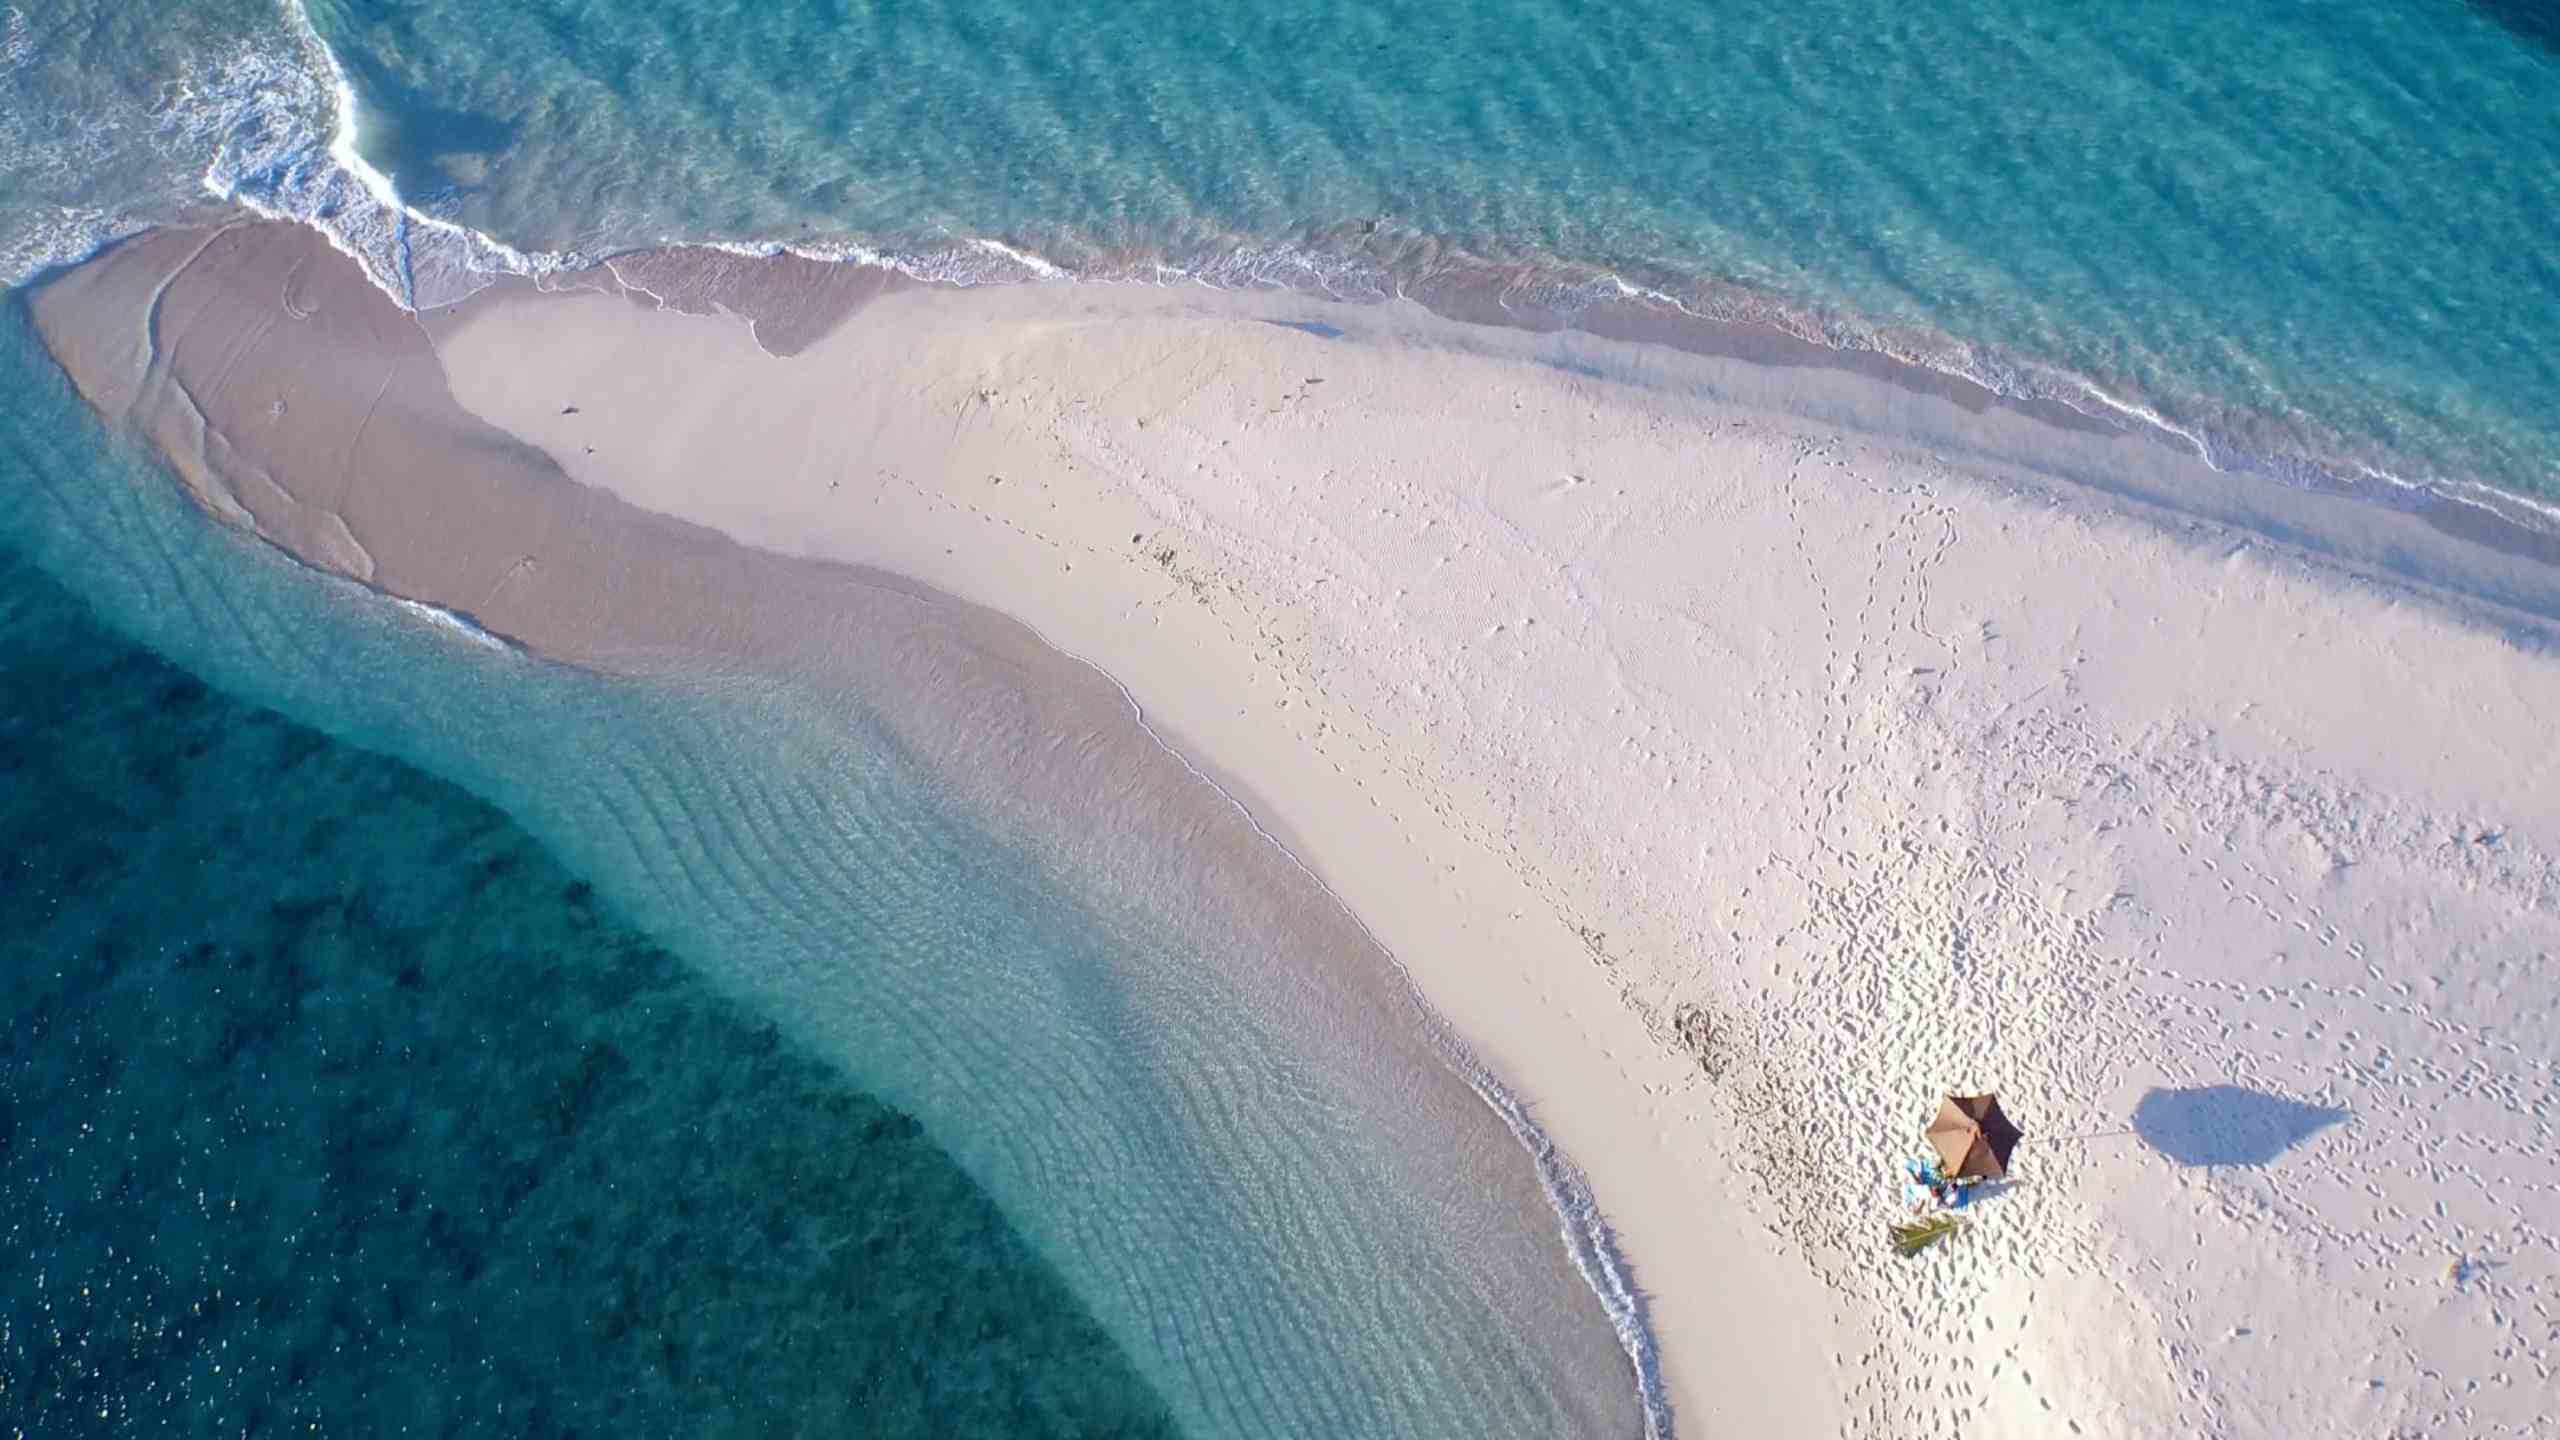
[2132,1085,2347,1168]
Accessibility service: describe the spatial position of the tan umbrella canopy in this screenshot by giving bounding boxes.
[1927,1094,2023,1181]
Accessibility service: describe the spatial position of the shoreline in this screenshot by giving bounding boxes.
[487,228,2560,624]
[16,0,2560,590]
[32,220,2560,1437]
[35,168,2560,584]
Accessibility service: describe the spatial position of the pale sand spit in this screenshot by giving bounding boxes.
[32,221,2560,1438]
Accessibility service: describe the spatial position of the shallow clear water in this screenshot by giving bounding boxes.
[6,0,2558,496]
[0,291,1645,1437]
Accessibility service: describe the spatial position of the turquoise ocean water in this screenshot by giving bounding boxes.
[5,0,2559,498]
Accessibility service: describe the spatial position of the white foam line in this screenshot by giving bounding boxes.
[305,29,543,283]
[1541,269,2560,531]
[2049,366,2560,527]
[599,255,673,310]
[2055,375,2220,464]
[176,1,584,310]
[382,593,511,652]
[213,519,521,655]
[968,235,1069,279]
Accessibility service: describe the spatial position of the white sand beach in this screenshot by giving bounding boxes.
[32,223,2560,1437]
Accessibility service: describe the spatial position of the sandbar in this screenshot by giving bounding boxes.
[31,219,2560,1438]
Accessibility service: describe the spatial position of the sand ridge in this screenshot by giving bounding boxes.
[36,221,2560,1438]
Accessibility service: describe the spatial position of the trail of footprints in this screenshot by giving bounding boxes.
[864,378,2555,1434]
[1987,706,2560,1431]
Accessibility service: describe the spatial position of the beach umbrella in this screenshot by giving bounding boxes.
[1927,1094,2023,1181]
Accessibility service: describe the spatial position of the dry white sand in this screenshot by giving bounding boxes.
[44,225,2560,1437]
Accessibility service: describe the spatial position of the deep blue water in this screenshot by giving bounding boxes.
[5,0,2558,498]
[0,537,1184,1437]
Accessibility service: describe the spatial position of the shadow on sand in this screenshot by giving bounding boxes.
[2132,1085,2347,1168]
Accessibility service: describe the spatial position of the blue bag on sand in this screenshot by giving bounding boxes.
[1902,1157,1968,1211]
